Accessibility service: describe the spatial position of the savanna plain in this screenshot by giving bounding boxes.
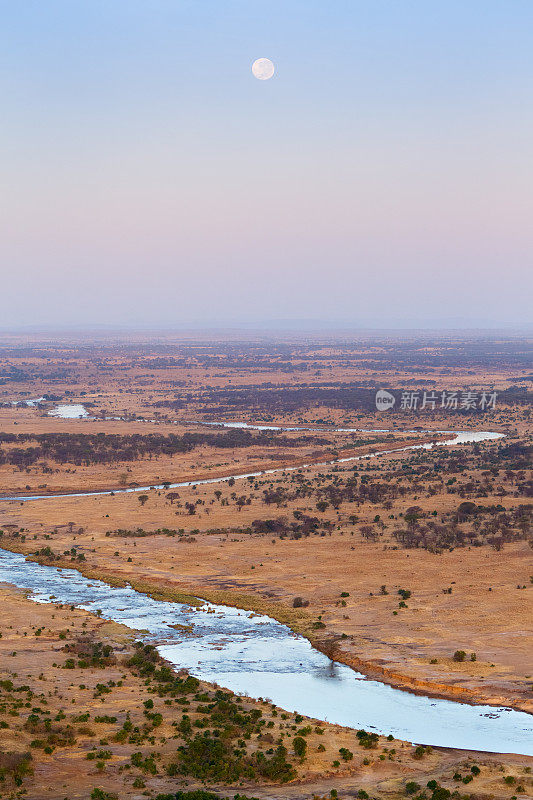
[0,331,531,800]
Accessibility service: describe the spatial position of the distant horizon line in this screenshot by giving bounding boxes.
[1,320,532,338]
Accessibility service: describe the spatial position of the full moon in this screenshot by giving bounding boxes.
[252,58,275,80]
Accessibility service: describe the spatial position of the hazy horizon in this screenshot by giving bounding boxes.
[2,320,532,340]
[1,1,532,330]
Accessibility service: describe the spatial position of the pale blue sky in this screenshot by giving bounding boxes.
[1,1,532,329]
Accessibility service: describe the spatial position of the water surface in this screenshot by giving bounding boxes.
[0,548,531,755]
[48,404,89,418]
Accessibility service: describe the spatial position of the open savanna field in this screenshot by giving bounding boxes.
[0,331,532,800]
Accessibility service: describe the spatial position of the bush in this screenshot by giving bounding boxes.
[292,597,309,608]
[453,650,466,662]
[169,735,294,784]
[429,789,451,800]
[356,729,379,749]
[130,752,157,774]
[293,736,307,758]
[255,745,295,783]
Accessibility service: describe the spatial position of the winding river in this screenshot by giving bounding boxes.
[2,416,529,755]
[0,548,531,755]
[2,415,505,503]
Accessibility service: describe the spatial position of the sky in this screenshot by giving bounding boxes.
[1,0,532,330]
